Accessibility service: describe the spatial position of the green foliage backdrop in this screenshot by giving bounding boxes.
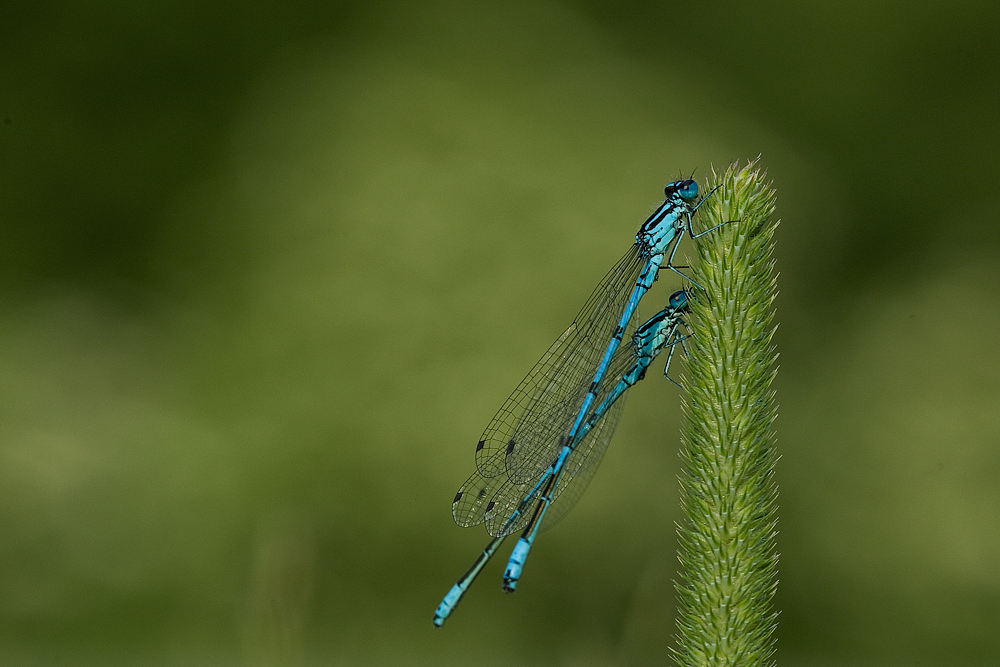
[1,1,999,664]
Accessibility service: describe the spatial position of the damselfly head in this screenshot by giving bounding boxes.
[669,290,690,311]
[666,179,699,202]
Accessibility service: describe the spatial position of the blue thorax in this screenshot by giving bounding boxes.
[636,179,700,253]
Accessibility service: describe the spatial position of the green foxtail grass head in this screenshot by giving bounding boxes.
[673,160,780,667]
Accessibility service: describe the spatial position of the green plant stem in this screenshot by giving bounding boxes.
[673,161,780,667]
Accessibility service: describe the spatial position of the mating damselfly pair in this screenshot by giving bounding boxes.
[433,179,724,627]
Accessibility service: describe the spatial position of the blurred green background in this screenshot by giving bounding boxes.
[2,0,999,664]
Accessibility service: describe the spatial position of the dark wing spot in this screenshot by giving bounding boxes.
[476,440,485,452]
[453,491,464,504]
[485,501,495,512]
[477,488,487,499]
[506,439,516,455]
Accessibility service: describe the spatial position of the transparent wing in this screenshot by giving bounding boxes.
[454,334,642,537]
[539,336,640,529]
[475,245,646,483]
[541,395,627,530]
[452,450,537,537]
